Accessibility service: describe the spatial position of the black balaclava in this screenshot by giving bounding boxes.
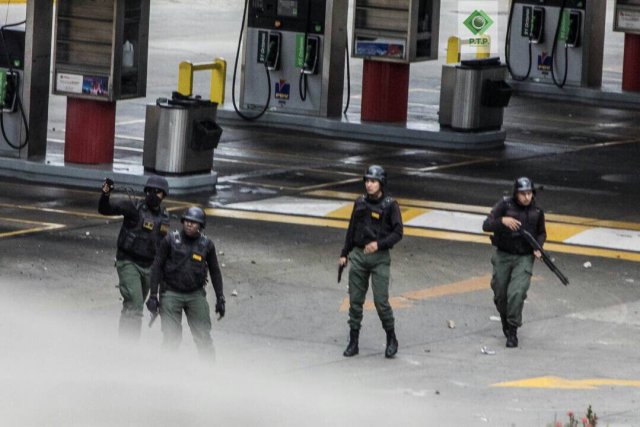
[145,191,162,209]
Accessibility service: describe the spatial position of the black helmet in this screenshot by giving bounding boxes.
[181,207,206,228]
[514,177,535,194]
[363,165,387,186]
[144,175,169,196]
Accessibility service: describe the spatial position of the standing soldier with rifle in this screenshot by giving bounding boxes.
[482,177,546,348]
[339,165,403,358]
[99,175,170,340]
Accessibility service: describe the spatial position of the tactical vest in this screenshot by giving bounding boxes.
[163,231,210,293]
[352,195,395,247]
[491,197,543,255]
[117,201,170,261]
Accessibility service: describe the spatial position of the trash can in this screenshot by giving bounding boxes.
[143,92,222,175]
[438,57,512,132]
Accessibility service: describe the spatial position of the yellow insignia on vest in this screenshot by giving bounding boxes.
[160,224,169,234]
[143,220,154,231]
[371,212,380,219]
[192,253,202,262]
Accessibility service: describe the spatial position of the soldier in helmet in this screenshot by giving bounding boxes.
[146,207,225,358]
[338,165,403,358]
[99,175,171,339]
[482,177,546,348]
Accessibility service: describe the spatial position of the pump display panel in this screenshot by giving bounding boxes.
[277,0,298,17]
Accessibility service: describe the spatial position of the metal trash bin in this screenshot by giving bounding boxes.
[439,57,512,132]
[143,92,222,175]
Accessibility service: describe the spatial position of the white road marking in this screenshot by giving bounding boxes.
[406,210,485,234]
[220,196,640,254]
[225,196,347,217]
[564,227,640,252]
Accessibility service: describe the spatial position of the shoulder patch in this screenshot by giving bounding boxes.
[381,195,395,210]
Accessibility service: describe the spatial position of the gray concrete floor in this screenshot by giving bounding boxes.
[1,1,640,426]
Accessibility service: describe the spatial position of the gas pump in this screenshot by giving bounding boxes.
[350,0,440,123]
[505,0,605,88]
[0,24,28,157]
[52,0,151,164]
[237,0,348,118]
[613,0,640,92]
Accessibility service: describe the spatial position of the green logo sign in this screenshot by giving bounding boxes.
[463,10,494,35]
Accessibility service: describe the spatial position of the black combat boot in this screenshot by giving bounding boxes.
[506,326,518,348]
[343,329,359,357]
[384,328,398,358]
[500,313,508,338]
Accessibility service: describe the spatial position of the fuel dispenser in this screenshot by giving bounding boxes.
[0,26,28,158]
[53,0,150,164]
[53,0,150,101]
[352,0,439,63]
[613,0,640,92]
[238,0,348,118]
[505,0,605,88]
[350,0,440,122]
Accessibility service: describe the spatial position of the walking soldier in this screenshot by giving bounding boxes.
[339,165,403,358]
[482,177,546,348]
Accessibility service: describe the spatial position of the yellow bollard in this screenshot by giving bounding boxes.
[177,58,227,105]
[447,36,461,64]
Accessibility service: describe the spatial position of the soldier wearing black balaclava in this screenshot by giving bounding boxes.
[99,175,170,340]
[482,177,546,348]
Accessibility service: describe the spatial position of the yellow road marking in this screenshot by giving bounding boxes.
[0,203,109,219]
[0,200,190,239]
[568,138,640,151]
[417,158,493,172]
[546,223,590,241]
[306,189,492,214]
[399,207,427,223]
[206,208,349,229]
[206,208,640,262]
[0,201,189,219]
[339,275,492,312]
[305,190,640,231]
[326,203,356,219]
[402,275,491,300]
[541,241,640,262]
[221,177,362,192]
[326,204,427,222]
[492,376,640,389]
[0,217,65,238]
[297,177,361,192]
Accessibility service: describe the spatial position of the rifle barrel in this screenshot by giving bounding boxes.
[520,230,569,286]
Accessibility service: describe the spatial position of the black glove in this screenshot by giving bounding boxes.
[146,295,159,314]
[215,296,225,319]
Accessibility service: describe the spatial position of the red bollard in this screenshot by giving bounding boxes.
[622,33,640,92]
[360,60,410,123]
[64,97,116,164]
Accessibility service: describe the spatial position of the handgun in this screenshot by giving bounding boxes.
[338,264,345,283]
